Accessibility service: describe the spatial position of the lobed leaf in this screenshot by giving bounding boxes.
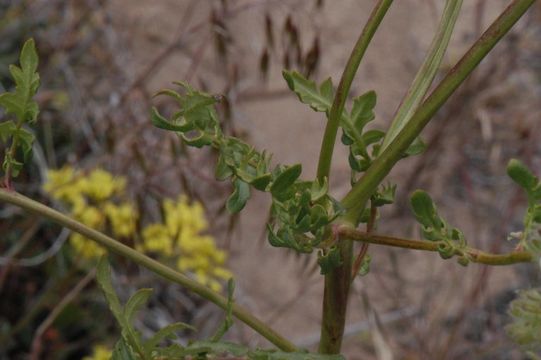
[282,70,333,113]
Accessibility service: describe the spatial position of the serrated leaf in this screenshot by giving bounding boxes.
[0,39,40,123]
[270,163,302,196]
[124,288,153,325]
[507,159,538,193]
[227,179,250,213]
[350,90,376,129]
[282,70,333,113]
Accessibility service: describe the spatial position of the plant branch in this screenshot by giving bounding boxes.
[0,189,297,352]
[341,0,536,222]
[381,0,463,151]
[318,1,394,354]
[338,226,533,266]
[316,0,393,182]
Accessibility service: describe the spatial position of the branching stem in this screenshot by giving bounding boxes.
[0,189,297,352]
[339,226,533,266]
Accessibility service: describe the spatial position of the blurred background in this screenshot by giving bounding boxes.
[1,0,541,359]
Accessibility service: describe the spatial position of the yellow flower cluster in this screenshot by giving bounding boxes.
[139,196,232,292]
[43,166,137,259]
[83,345,111,360]
[44,166,232,291]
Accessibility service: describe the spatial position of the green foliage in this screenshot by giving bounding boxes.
[410,190,469,265]
[0,38,40,178]
[152,81,343,265]
[97,257,195,359]
[507,159,541,254]
[506,289,541,356]
[98,257,344,359]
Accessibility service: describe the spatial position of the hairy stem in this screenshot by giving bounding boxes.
[0,189,297,352]
[318,1,394,354]
[338,227,533,265]
[341,0,536,221]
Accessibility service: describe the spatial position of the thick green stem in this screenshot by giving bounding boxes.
[341,0,536,220]
[339,227,533,265]
[381,0,463,151]
[0,189,297,352]
[317,1,393,354]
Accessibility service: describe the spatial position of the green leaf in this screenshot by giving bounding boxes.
[372,183,396,207]
[249,350,345,359]
[310,177,329,202]
[96,257,124,323]
[317,247,342,275]
[350,90,376,129]
[0,120,16,142]
[96,257,145,358]
[0,39,40,123]
[14,127,34,160]
[211,279,235,342]
[226,179,250,213]
[123,288,153,325]
[143,322,195,352]
[282,70,334,113]
[215,153,233,180]
[251,173,272,191]
[183,341,248,357]
[404,136,426,156]
[507,158,538,193]
[112,338,137,360]
[270,163,302,197]
[361,129,385,146]
[150,107,191,132]
[410,190,439,229]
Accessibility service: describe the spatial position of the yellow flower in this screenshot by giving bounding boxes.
[83,345,112,360]
[69,233,106,259]
[104,202,138,237]
[82,168,126,201]
[141,224,173,256]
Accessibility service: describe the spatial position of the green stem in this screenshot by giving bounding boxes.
[316,0,393,182]
[381,0,463,151]
[338,227,533,265]
[341,0,536,220]
[318,1,393,354]
[0,189,297,352]
[317,0,393,354]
